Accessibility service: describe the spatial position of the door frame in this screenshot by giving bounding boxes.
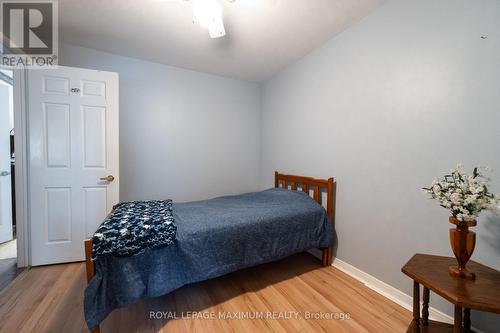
[12,69,29,267]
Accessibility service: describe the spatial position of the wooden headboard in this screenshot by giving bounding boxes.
[274,171,335,222]
[275,171,335,267]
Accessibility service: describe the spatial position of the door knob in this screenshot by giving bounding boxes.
[0,171,10,177]
[99,175,115,182]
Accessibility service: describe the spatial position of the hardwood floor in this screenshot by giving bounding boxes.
[0,258,24,292]
[0,253,412,333]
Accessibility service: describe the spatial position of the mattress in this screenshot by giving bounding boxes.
[84,188,333,329]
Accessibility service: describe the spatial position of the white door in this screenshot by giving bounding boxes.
[28,66,119,265]
[0,82,13,244]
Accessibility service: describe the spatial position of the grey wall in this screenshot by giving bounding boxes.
[260,0,500,331]
[60,1,500,329]
[60,43,261,203]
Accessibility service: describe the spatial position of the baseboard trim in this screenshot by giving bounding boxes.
[331,257,454,323]
[306,250,484,332]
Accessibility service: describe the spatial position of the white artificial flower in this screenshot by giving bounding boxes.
[423,165,499,221]
[143,224,150,229]
[465,214,475,221]
[470,186,481,194]
[442,200,451,208]
[450,193,462,204]
[95,232,104,240]
[120,228,129,236]
[433,185,441,195]
[464,195,477,205]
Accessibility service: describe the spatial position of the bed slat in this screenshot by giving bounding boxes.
[274,172,334,220]
[313,186,320,203]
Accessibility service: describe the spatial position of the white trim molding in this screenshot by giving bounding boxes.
[331,257,485,333]
[331,257,452,323]
[13,69,29,267]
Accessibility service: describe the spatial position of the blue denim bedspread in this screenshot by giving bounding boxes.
[84,188,333,329]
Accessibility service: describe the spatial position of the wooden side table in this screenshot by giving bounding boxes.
[402,254,500,333]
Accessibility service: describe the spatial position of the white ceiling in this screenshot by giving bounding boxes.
[59,0,383,82]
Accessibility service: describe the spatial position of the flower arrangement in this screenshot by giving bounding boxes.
[423,164,500,221]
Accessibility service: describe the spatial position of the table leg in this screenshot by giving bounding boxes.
[454,305,463,333]
[422,287,430,326]
[463,308,471,333]
[413,282,420,326]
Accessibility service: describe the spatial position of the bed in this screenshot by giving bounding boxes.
[83,172,335,332]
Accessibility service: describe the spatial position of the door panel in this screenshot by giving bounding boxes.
[46,187,72,243]
[83,187,107,239]
[82,105,106,168]
[81,80,106,97]
[45,103,71,168]
[29,66,119,265]
[43,76,69,95]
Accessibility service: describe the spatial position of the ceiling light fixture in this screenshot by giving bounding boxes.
[192,0,226,38]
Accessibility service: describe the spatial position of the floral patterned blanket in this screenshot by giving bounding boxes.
[91,200,177,261]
